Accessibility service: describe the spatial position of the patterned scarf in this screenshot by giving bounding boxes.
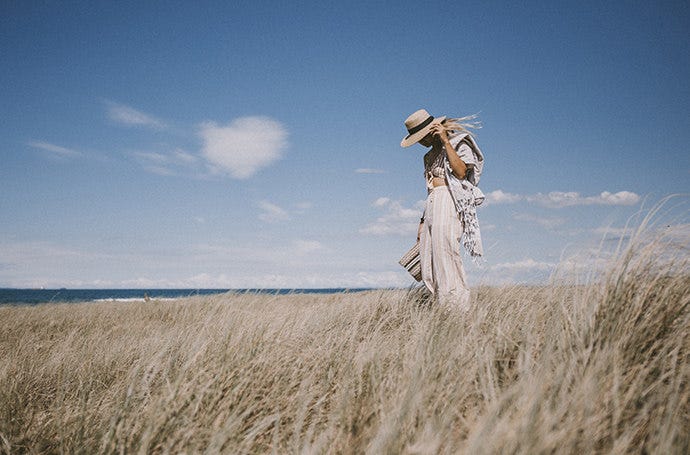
[444,133,485,259]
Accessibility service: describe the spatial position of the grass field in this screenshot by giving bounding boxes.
[1,238,688,454]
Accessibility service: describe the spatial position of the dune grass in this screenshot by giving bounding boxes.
[0,240,688,454]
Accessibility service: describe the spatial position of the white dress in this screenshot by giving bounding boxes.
[419,134,483,309]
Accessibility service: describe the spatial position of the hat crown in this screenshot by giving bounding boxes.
[404,109,432,131]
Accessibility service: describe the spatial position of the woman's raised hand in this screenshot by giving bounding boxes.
[429,122,448,142]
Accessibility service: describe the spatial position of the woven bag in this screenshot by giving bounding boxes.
[399,242,422,282]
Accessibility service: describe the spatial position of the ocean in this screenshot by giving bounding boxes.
[0,288,371,306]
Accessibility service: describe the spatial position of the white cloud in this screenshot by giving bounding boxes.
[597,191,641,205]
[489,258,555,272]
[27,141,80,157]
[662,223,690,244]
[170,242,409,288]
[484,189,522,205]
[592,226,632,241]
[172,150,197,164]
[471,257,558,286]
[258,200,290,223]
[528,191,640,208]
[480,189,641,208]
[294,202,312,214]
[589,222,690,252]
[373,197,391,207]
[0,238,403,289]
[356,168,386,174]
[513,213,566,230]
[143,166,177,176]
[106,101,167,129]
[293,240,324,255]
[199,116,288,179]
[360,198,423,236]
[134,149,199,176]
[555,250,614,279]
[134,151,168,164]
[0,241,113,288]
[126,270,408,289]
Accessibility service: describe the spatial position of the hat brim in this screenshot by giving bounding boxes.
[400,116,446,147]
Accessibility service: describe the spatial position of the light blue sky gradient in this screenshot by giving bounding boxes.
[1,1,688,288]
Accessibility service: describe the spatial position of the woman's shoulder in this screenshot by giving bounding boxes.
[449,132,472,146]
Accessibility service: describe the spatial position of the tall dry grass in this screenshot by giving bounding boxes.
[0,240,688,453]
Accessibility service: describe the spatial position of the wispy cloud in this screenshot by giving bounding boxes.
[528,191,640,208]
[489,258,555,272]
[556,249,615,278]
[360,197,423,236]
[293,240,324,255]
[199,116,288,179]
[662,223,690,244]
[469,257,557,286]
[133,149,199,176]
[356,168,386,174]
[513,213,566,230]
[483,189,640,208]
[105,101,167,129]
[27,140,81,158]
[0,241,111,288]
[115,269,406,289]
[373,197,391,207]
[258,200,290,223]
[592,226,632,241]
[294,201,312,214]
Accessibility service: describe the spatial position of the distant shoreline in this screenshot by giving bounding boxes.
[0,287,378,306]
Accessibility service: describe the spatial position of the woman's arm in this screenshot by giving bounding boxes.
[429,123,467,179]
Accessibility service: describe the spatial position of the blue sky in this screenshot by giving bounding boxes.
[1,0,688,288]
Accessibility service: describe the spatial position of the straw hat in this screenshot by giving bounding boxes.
[400,109,446,147]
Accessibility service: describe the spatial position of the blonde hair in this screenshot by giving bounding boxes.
[441,114,482,138]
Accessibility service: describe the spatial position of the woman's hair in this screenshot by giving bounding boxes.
[441,114,482,138]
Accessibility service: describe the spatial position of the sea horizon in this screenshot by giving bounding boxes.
[0,287,378,305]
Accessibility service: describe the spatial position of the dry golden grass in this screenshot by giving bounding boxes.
[0,241,688,453]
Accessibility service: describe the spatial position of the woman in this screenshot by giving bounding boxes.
[401,109,485,309]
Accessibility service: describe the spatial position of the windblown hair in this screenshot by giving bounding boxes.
[441,114,482,138]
